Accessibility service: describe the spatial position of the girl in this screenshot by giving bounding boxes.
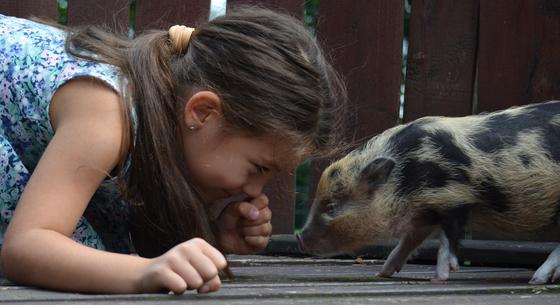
[0,7,345,294]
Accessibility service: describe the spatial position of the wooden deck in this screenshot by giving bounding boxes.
[2,236,560,304]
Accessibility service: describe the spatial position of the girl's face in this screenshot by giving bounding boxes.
[182,91,299,202]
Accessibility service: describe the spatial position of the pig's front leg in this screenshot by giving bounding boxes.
[378,225,436,277]
[435,232,459,281]
[530,245,560,284]
[435,205,468,281]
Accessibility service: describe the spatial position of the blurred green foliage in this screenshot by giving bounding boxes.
[57,0,67,24]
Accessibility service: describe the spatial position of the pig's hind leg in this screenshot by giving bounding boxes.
[530,245,560,284]
[378,225,436,277]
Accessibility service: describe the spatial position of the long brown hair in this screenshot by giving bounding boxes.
[62,6,347,257]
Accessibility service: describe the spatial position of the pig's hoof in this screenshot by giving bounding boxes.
[430,276,450,283]
[377,267,399,277]
[530,267,560,285]
[435,260,458,280]
[376,271,394,278]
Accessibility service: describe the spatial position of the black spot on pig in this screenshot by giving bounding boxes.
[397,160,451,195]
[472,114,523,152]
[519,154,533,167]
[472,103,560,154]
[526,102,560,161]
[428,130,471,167]
[475,177,510,212]
[389,122,429,157]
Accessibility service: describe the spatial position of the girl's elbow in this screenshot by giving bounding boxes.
[1,233,27,282]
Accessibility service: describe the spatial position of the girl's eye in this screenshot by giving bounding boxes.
[256,165,269,174]
[253,163,269,174]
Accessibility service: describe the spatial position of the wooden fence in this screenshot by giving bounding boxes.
[2,0,560,236]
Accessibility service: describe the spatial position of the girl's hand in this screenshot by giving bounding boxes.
[216,194,272,254]
[139,238,227,294]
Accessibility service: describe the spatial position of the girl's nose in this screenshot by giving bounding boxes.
[242,181,265,199]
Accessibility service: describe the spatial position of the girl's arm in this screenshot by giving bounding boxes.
[0,78,226,293]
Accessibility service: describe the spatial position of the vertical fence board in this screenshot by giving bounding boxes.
[477,0,560,113]
[67,0,129,31]
[135,0,210,33]
[0,0,58,20]
[318,0,403,143]
[308,0,403,206]
[227,0,303,18]
[229,0,304,234]
[403,0,478,122]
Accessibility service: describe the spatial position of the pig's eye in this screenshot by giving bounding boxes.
[326,203,336,216]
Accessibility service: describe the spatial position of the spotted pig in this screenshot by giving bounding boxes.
[298,100,560,284]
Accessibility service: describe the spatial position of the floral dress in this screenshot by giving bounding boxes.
[0,15,132,253]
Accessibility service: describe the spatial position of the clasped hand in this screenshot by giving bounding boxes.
[214,193,273,254]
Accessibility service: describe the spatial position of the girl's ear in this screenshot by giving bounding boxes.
[183,91,223,129]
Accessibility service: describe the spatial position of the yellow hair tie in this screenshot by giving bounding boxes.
[169,25,195,54]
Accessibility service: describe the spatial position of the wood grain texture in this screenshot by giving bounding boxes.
[66,0,129,32]
[477,0,560,112]
[308,0,404,206]
[0,0,58,20]
[403,0,479,121]
[135,0,210,33]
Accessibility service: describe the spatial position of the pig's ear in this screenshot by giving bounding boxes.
[357,157,395,193]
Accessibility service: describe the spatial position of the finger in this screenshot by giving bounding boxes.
[240,207,272,226]
[188,252,221,282]
[244,235,271,248]
[160,270,188,294]
[236,201,261,221]
[219,201,258,225]
[198,240,228,270]
[250,194,269,210]
[170,261,204,290]
[240,221,272,237]
[198,276,222,293]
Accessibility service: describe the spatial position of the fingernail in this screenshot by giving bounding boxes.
[249,207,259,220]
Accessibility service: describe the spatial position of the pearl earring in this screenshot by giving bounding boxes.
[188,124,198,131]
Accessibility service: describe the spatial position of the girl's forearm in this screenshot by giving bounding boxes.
[2,228,150,293]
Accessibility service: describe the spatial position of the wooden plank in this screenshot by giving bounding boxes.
[0,0,58,20]
[477,0,560,113]
[67,0,129,31]
[3,255,560,304]
[403,0,478,122]
[135,0,210,33]
[308,0,403,205]
[264,174,296,234]
[317,0,403,143]
[227,0,303,19]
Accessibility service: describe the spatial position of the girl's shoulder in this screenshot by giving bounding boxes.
[50,76,128,159]
[0,13,124,130]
